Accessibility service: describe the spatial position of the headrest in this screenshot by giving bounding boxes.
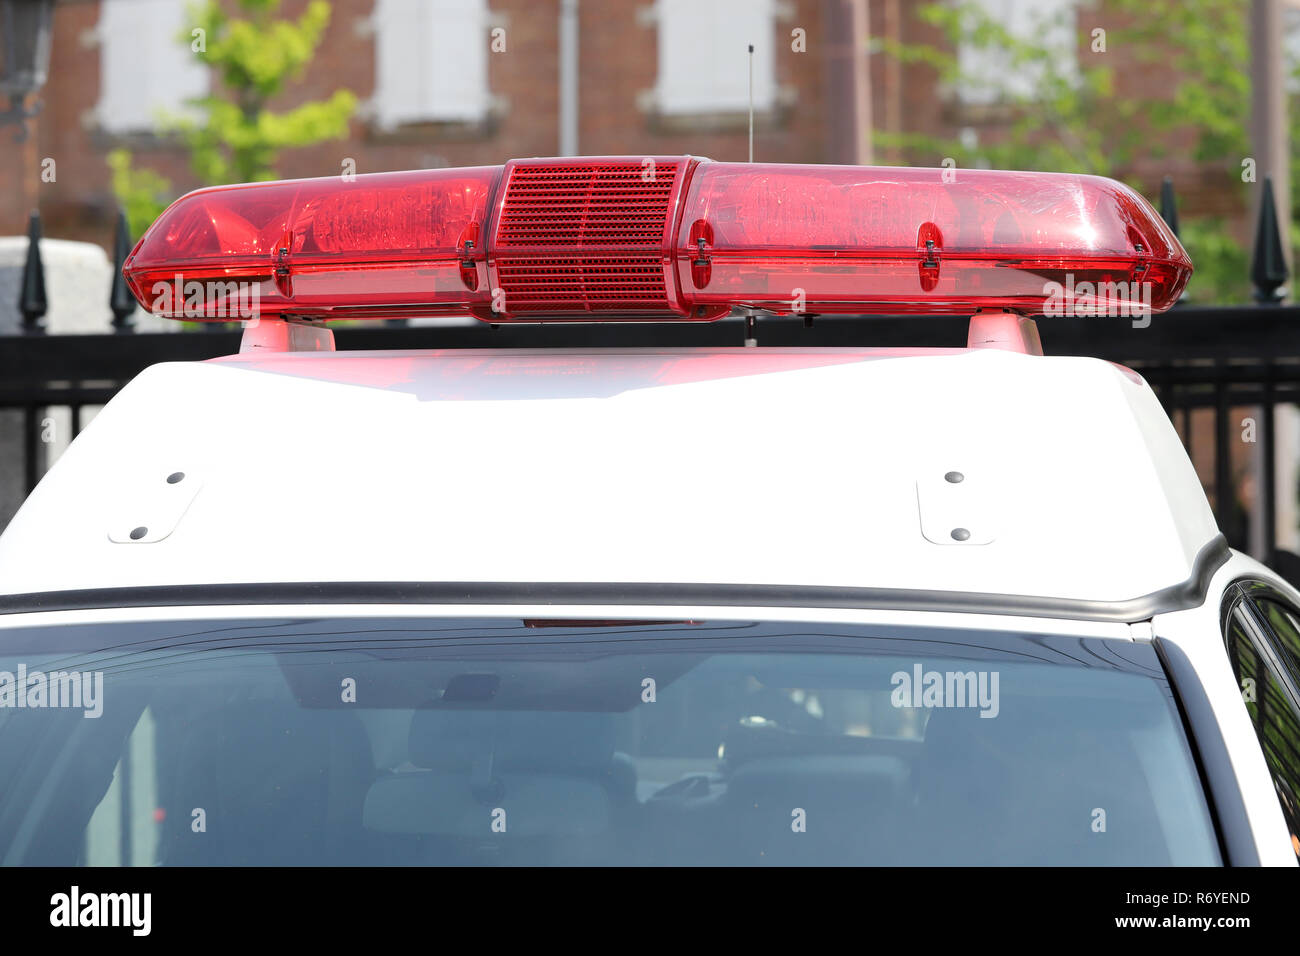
[408,707,615,772]
[363,772,611,838]
[921,700,1066,771]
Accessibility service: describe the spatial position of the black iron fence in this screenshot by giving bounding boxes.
[2,308,1300,559]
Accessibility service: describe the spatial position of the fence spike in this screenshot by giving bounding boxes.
[1251,176,1289,304]
[18,210,47,334]
[109,209,136,332]
[1159,176,1180,238]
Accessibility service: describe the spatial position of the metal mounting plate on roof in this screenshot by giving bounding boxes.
[106,469,201,544]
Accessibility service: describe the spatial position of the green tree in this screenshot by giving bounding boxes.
[107,149,174,242]
[110,0,356,239]
[875,0,1260,303]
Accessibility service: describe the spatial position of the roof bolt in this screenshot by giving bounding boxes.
[166,472,185,484]
[950,528,971,541]
[129,527,148,540]
[944,471,964,483]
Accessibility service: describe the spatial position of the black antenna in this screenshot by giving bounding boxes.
[748,44,754,163]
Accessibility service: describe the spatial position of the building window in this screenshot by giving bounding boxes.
[97,0,209,134]
[655,0,776,115]
[372,0,490,129]
[1287,4,1300,94]
[954,0,1079,106]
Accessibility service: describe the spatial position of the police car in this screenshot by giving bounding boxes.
[0,157,1295,866]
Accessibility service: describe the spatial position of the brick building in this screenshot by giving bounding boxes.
[2,0,1260,255]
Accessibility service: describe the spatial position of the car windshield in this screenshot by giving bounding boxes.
[0,615,1219,865]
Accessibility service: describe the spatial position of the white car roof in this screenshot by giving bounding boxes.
[0,346,1224,620]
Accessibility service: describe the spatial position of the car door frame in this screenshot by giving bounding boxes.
[1219,578,1300,861]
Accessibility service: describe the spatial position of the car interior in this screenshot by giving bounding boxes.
[0,622,1222,866]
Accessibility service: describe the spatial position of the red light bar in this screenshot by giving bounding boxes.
[480,157,720,321]
[123,157,1190,322]
[124,167,500,320]
[676,163,1190,316]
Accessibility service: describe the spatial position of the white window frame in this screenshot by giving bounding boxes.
[371,0,492,129]
[654,0,777,116]
[96,0,209,134]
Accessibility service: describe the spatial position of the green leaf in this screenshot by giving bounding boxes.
[115,0,356,217]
